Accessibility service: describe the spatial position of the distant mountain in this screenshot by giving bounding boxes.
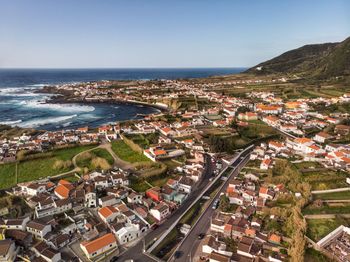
[246,37,350,80]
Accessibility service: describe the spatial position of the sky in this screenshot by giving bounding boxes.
[0,0,349,68]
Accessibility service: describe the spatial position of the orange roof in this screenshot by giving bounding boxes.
[161,127,172,133]
[245,228,256,236]
[154,149,167,156]
[262,159,271,166]
[294,137,312,144]
[342,157,350,164]
[81,233,116,254]
[54,184,71,199]
[269,233,281,243]
[98,206,118,219]
[269,141,284,148]
[259,187,268,194]
[58,179,71,186]
[309,145,320,151]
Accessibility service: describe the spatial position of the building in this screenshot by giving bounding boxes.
[26,220,51,240]
[0,240,17,262]
[150,202,170,222]
[98,206,119,223]
[80,233,117,259]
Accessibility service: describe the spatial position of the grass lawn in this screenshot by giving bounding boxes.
[0,144,96,189]
[304,248,332,262]
[313,190,350,200]
[306,218,344,241]
[129,176,152,192]
[111,140,150,163]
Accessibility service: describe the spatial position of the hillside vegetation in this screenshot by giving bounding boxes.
[246,37,350,81]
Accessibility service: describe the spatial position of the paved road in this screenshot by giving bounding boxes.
[173,152,252,262]
[116,154,215,262]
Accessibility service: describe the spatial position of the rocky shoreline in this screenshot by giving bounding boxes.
[37,85,169,113]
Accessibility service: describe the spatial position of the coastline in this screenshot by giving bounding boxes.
[46,94,169,113]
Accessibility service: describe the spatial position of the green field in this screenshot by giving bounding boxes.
[306,218,344,241]
[0,145,96,189]
[293,161,323,170]
[111,140,150,163]
[301,170,348,191]
[313,191,350,200]
[303,203,350,215]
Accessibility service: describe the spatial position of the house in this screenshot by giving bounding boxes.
[99,195,119,207]
[54,180,74,199]
[80,233,117,259]
[202,235,233,257]
[150,202,170,222]
[2,217,30,231]
[208,251,231,262]
[21,183,47,196]
[237,236,260,258]
[127,192,142,204]
[291,137,314,153]
[268,141,285,152]
[113,223,143,245]
[94,176,109,188]
[98,206,119,223]
[35,199,72,218]
[178,176,194,193]
[238,112,258,121]
[4,229,32,249]
[0,240,17,262]
[160,127,174,137]
[313,132,332,143]
[259,187,274,200]
[146,187,162,202]
[335,125,350,135]
[144,147,168,162]
[260,159,272,170]
[26,220,52,240]
[162,185,176,201]
[268,233,281,245]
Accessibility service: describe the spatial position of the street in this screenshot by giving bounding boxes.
[172,153,251,262]
[116,154,215,262]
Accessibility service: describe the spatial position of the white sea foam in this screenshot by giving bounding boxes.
[0,120,22,126]
[19,115,77,128]
[22,100,95,113]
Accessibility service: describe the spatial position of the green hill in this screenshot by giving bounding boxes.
[246,37,350,80]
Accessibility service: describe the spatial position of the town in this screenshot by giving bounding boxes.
[0,76,350,262]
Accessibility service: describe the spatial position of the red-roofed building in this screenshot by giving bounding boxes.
[98,206,119,223]
[80,233,117,259]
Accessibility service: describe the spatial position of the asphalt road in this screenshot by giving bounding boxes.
[116,154,215,262]
[173,153,251,262]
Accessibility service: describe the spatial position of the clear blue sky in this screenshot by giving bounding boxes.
[1,0,349,68]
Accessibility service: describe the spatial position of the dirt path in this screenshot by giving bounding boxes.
[51,142,138,180]
[98,142,136,171]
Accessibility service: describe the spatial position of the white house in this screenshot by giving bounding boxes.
[26,220,52,240]
[149,202,170,222]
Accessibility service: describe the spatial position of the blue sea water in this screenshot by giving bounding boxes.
[0,68,244,130]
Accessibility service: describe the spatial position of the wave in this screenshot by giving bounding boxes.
[22,100,95,113]
[19,115,77,128]
[0,120,22,126]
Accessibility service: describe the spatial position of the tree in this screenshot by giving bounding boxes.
[219,195,232,212]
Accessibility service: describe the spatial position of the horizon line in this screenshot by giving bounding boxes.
[0,66,249,70]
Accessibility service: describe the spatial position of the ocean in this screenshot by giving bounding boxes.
[0,68,244,130]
